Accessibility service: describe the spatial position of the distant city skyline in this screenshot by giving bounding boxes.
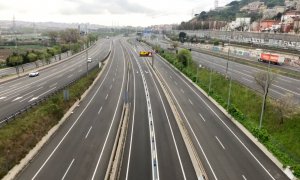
[0,0,231,27]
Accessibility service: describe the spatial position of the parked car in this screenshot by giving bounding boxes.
[28,71,39,77]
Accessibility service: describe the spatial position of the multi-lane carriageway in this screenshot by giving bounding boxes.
[1,38,289,180]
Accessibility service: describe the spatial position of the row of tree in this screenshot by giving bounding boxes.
[6,29,99,74]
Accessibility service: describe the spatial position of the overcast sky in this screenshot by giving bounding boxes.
[0,0,232,27]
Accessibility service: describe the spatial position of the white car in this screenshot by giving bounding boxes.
[28,71,39,77]
[87,58,92,63]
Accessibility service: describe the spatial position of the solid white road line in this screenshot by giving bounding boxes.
[0,97,6,100]
[61,158,75,180]
[198,113,206,122]
[215,136,225,150]
[85,126,93,139]
[97,106,103,115]
[144,58,187,179]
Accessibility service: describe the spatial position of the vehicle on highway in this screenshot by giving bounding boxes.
[139,51,152,57]
[28,71,39,77]
[258,53,285,65]
[87,57,92,63]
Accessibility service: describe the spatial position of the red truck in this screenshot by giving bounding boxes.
[258,53,285,65]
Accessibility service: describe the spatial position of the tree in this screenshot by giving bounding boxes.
[47,31,59,45]
[179,32,187,43]
[255,70,276,110]
[60,29,80,44]
[273,93,299,124]
[27,52,38,68]
[177,49,192,67]
[7,55,23,75]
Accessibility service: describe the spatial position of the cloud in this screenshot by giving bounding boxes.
[60,0,156,15]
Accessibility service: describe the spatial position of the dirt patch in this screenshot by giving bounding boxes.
[0,49,12,62]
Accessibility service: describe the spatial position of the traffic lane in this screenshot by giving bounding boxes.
[135,43,197,179]
[18,43,116,179]
[142,58,197,180]
[0,54,105,121]
[0,46,109,121]
[154,55,289,180]
[120,43,152,180]
[157,69,271,180]
[16,41,122,179]
[67,43,127,179]
[191,52,300,102]
[0,39,108,88]
[193,51,300,96]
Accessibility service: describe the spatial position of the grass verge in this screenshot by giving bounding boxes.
[151,44,300,178]
[0,67,101,178]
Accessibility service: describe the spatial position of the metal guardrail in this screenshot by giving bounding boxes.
[0,50,111,128]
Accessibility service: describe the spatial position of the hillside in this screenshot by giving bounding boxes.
[178,0,286,30]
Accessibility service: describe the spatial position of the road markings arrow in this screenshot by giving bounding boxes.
[29,97,39,102]
[12,97,23,102]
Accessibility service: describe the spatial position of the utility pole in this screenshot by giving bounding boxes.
[227,77,232,111]
[86,49,89,77]
[209,68,213,94]
[259,60,271,129]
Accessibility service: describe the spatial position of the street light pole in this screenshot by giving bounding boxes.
[196,64,202,84]
[227,77,232,111]
[86,49,89,77]
[259,60,271,129]
[209,68,212,94]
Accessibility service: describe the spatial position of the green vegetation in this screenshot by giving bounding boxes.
[178,0,284,30]
[150,44,300,178]
[0,67,102,178]
[4,29,99,68]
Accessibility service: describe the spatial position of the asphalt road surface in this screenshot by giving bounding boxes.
[150,38,300,103]
[0,39,111,123]
[138,39,289,180]
[17,38,127,180]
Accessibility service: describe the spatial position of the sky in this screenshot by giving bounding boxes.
[0,0,232,27]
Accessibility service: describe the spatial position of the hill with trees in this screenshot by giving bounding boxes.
[178,0,285,30]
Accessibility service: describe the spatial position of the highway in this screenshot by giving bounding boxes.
[16,39,127,180]
[0,39,111,124]
[149,37,300,103]
[0,51,70,78]
[119,40,197,180]
[138,40,289,180]
[8,37,290,180]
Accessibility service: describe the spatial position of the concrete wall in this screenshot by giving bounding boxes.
[172,30,300,50]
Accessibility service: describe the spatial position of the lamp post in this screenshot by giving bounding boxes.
[86,50,89,77]
[196,64,202,84]
[227,76,232,111]
[209,68,213,94]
